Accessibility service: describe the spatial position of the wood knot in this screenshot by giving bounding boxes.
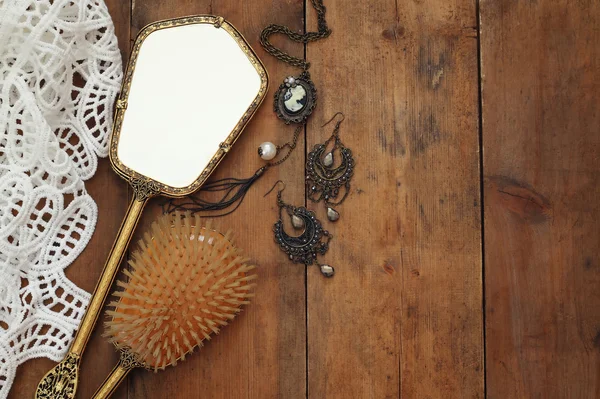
[383,263,395,275]
[594,330,600,349]
[486,176,552,224]
[382,25,405,42]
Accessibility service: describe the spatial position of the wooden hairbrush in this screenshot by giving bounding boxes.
[92,212,256,399]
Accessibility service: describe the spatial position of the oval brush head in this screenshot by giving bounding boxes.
[104,212,256,371]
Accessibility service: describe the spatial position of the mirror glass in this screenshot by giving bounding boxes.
[112,18,267,194]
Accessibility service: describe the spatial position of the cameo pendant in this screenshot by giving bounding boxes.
[274,72,317,125]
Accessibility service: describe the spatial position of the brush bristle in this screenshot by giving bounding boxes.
[104,212,256,371]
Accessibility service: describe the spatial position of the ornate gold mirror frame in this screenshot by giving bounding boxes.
[36,15,268,399]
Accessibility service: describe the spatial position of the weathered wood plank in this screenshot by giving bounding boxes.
[306,0,483,398]
[6,1,131,398]
[127,1,306,398]
[481,0,600,397]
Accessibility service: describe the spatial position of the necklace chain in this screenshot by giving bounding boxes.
[259,0,331,71]
[160,2,331,217]
[269,124,303,167]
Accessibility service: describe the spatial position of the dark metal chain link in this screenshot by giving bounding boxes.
[259,0,331,71]
[268,124,304,167]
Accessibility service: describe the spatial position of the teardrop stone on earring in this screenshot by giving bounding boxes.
[320,264,335,277]
[326,207,340,222]
[291,214,305,229]
[323,152,334,167]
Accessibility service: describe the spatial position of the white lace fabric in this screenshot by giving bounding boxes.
[0,1,122,396]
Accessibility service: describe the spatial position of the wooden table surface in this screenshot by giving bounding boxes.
[9,0,600,398]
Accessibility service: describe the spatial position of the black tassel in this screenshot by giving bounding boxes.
[160,166,269,217]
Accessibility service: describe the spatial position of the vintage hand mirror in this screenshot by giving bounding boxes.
[36,15,268,398]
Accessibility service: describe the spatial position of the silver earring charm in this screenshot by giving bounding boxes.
[306,112,354,221]
[266,181,334,277]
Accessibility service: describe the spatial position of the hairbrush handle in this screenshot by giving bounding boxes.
[35,196,147,399]
[91,364,131,399]
[92,348,143,399]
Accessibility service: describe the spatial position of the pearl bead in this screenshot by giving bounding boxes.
[258,142,277,161]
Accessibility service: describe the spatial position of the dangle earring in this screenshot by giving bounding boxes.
[266,181,335,277]
[306,112,355,221]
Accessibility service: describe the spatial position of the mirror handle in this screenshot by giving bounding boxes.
[71,196,146,354]
[35,196,147,399]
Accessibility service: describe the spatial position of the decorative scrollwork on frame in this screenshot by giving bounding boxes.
[35,353,80,399]
[130,177,160,201]
[118,347,145,370]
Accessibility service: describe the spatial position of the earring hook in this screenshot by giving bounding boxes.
[321,112,345,128]
[264,180,286,197]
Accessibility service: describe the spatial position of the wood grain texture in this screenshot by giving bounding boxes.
[480,0,600,398]
[6,1,130,397]
[13,0,600,398]
[125,1,307,398]
[306,0,483,398]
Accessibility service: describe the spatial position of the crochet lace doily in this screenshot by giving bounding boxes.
[0,1,122,396]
